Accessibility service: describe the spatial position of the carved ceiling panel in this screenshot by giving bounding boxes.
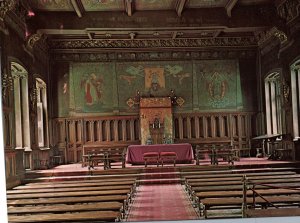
[187,0,228,8]
[81,0,125,11]
[28,0,73,11]
[135,0,175,10]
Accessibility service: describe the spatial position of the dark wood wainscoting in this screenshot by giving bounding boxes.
[52,112,256,163]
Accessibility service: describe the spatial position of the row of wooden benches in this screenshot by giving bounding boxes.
[7,174,138,222]
[180,167,300,218]
[82,147,127,170]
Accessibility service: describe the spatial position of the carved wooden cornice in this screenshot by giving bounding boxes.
[277,0,300,24]
[24,33,49,60]
[48,37,257,50]
[255,26,288,47]
[51,49,256,62]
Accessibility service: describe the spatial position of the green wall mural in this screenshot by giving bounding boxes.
[57,59,245,117]
[116,61,193,111]
[195,60,243,110]
[69,62,114,113]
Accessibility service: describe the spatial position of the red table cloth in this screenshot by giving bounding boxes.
[126,143,194,164]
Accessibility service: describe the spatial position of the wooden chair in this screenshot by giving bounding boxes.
[143,152,159,167]
[160,152,177,167]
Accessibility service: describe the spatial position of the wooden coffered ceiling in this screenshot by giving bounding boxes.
[22,0,279,51]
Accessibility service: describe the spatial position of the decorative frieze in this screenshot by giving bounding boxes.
[51,49,256,62]
[49,37,257,50]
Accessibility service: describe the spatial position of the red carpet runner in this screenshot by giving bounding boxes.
[126,184,199,221]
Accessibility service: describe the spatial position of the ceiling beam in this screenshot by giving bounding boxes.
[70,0,85,18]
[225,0,239,17]
[124,0,134,16]
[176,0,188,17]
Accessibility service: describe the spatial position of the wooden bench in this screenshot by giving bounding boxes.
[7,195,128,206]
[190,182,300,193]
[8,202,123,214]
[8,210,121,223]
[245,207,300,218]
[14,180,136,190]
[7,189,132,199]
[196,188,300,200]
[188,176,300,188]
[186,173,300,185]
[201,196,300,218]
[82,145,127,169]
[7,185,134,194]
[193,139,238,165]
[183,171,297,180]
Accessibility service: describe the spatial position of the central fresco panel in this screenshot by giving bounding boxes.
[64,59,243,116]
[116,61,193,111]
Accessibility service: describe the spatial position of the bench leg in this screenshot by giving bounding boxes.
[145,161,147,167]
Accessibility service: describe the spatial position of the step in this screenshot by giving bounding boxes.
[138,178,183,185]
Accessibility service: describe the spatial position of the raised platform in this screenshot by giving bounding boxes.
[22,158,300,185]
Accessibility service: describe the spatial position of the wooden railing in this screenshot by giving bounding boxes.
[52,112,256,163]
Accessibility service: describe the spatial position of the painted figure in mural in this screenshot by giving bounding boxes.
[207,72,227,100]
[81,73,103,106]
[148,73,165,97]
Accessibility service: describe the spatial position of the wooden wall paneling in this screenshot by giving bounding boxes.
[187,116,192,139]
[121,120,127,141]
[130,119,135,141]
[194,116,200,138]
[178,116,184,139]
[113,119,119,142]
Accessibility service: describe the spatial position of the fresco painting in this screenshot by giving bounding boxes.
[70,63,114,113]
[61,60,243,116]
[116,61,193,111]
[195,60,243,110]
